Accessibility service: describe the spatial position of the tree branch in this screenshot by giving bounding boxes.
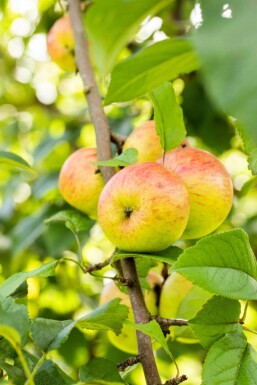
[121,258,161,385]
[68,0,114,183]
[67,2,161,385]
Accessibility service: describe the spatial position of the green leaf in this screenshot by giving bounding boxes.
[0,260,59,297]
[94,148,138,167]
[111,246,182,265]
[0,297,29,346]
[149,82,186,151]
[85,0,171,74]
[192,0,257,174]
[47,299,129,351]
[34,360,74,385]
[0,151,37,177]
[105,39,200,104]
[44,210,92,234]
[130,320,174,361]
[202,331,257,385]
[173,229,257,300]
[76,299,129,334]
[189,296,241,349]
[79,358,125,385]
[30,318,73,352]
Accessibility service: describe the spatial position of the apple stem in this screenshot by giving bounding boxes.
[67,2,162,384]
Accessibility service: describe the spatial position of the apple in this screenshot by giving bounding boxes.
[59,148,104,219]
[159,272,210,343]
[47,14,76,72]
[97,162,190,252]
[123,121,163,162]
[159,143,233,239]
[100,271,162,353]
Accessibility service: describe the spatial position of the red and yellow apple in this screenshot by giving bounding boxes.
[47,14,76,72]
[97,162,190,252]
[159,144,233,239]
[159,272,210,342]
[59,148,104,219]
[100,271,162,353]
[123,121,163,162]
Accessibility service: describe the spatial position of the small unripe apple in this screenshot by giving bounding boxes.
[100,272,161,353]
[59,148,104,219]
[97,162,190,252]
[159,272,210,342]
[159,144,233,239]
[47,14,75,72]
[123,121,163,162]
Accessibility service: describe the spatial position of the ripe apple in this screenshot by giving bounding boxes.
[123,121,163,162]
[100,271,162,353]
[47,14,76,72]
[159,143,233,239]
[59,148,104,219]
[97,162,190,252]
[159,272,210,343]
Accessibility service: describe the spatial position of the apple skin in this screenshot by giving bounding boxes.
[47,15,75,72]
[100,273,161,354]
[159,144,233,239]
[59,148,104,219]
[123,121,163,162]
[97,162,190,252]
[159,272,210,343]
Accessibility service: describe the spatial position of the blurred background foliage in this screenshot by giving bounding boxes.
[0,0,257,384]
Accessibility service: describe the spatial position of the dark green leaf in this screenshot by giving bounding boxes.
[202,331,257,385]
[105,39,200,104]
[0,260,59,297]
[0,297,29,346]
[34,360,74,385]
[189,296,241,348]
[0,360,25,385]
[0,151,37,177]
[149,82,186,151]
[85,0,171,74]
[111,246,182,265]
[94,148,138,167]
[79,358,125,385]
[30,318,73,352]
[44,210,92,234]
[173,229,257,300]
[192,0,257,174]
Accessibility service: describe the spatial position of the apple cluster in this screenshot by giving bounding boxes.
[59,121,234,252]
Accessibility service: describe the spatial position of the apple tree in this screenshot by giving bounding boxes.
[0,1,257,384]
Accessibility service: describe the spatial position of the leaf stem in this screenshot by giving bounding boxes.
[17,348,34,385]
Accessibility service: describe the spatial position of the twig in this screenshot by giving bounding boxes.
[240,301,248,324]
[152,315,188,327]
[110,132,127,154]
[117,355,141,372]
[84,257,111,273]
[163,374,188,385]
[242,326,257,335]
[67,3,162,385]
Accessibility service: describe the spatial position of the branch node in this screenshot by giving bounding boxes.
[117,355,141,372]
[119,276,134,287]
